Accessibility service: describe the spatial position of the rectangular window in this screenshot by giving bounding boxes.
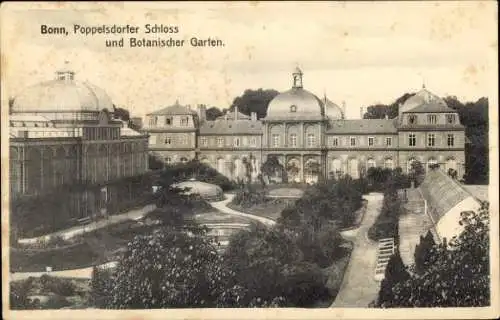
[386,137,392,147]
[428,114,437,124]
[200,137,208,146]
[408,134,416,147]
[290,134,297,147]
[180,136,188,145]
[165,137,172,145]
[272,134,280,147]
[234,137,240,147]
[447,134,454,147]
[331,137,339,147]
[427,133,435,147]
[368,137,375,146]
[350,137,356,146]
[217,137,225,147]
[165,117,172,125]
[250,137,257,146]
[307,134,316,147]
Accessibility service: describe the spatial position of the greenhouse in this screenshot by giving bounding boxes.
[173,178,225,202]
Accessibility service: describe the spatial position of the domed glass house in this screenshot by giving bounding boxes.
[173,178,224,201]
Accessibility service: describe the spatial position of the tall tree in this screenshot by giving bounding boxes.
[205,107,225,121]
[230,89,280,119]
[363,93,415,119]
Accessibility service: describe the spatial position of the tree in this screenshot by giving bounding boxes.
[112,105,131,121]
[109,227,237,308]
[9,96,15,113]
[230,89,280,119]
[205,107,225,121]
[414,230,436,274]
[379,204,490,307]
[363,93,415,119]
[409,160,425,187]
[376,251,411,307]
[444,96,488,184]
[261,156,286,183]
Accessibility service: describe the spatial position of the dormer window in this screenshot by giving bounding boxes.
[290,105,297,113]
[446,114,456,124]
[165,117,172,125]
[427,114,437,124]
[408,115,417,124]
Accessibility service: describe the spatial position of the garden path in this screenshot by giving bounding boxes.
[10,261,117,281]
[331,193,384,308]
[17,204,157,244]
[10,194,273,281]
[211,194,276,227]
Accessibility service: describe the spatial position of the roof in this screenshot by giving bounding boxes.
[218,111,250,120]
[400,87,447,114]
[13,73,113,113]
[199,119,262,135]
[327,119,397,134]
[265,87,323,119]
[9,114,51,122]
[148,101,197,116]
[404,102,456,113]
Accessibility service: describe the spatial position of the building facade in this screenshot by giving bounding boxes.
[9,65,149,236]
[144,68,466,184]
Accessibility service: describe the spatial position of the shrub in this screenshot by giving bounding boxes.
[280,261,330,307]
[90,266,115,308]
[39,275,76,296]
[231,185,267,208]
[10,278,35,310]
[43,295,71,309]
[376,251,411,307]
[368,189,403,241]
[414,230,436,274]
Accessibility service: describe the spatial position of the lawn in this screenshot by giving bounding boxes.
[11,207,253,272]
[227,199,291,221]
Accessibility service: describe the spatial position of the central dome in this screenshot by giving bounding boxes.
[12,63,113,114]
[265,68,324,119]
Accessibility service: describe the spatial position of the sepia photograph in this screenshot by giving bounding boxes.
[1,1,498,319]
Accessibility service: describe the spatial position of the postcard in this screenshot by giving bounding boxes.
[1,1,498,319]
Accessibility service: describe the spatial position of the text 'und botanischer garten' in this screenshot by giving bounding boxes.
[40,23,225,48]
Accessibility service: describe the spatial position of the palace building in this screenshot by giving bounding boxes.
[9,64,149,236]
[144,67,466,184]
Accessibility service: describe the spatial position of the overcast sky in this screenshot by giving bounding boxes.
[1,1,497,119]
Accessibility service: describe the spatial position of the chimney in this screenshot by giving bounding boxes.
[197,104,206,123]
[341,101,346,118]
[234,106,239,120]
[251,112,257,121]
[360,107,364,119]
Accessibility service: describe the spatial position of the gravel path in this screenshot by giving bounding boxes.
[211,194,276,227]
[331,193,384,308]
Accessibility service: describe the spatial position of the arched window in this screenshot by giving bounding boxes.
[367,158,376,169]
[289,133,297,147]
[384,158,394,169]
[290,105,297,113]
[407,158,417,174]
[180,157,188,164]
